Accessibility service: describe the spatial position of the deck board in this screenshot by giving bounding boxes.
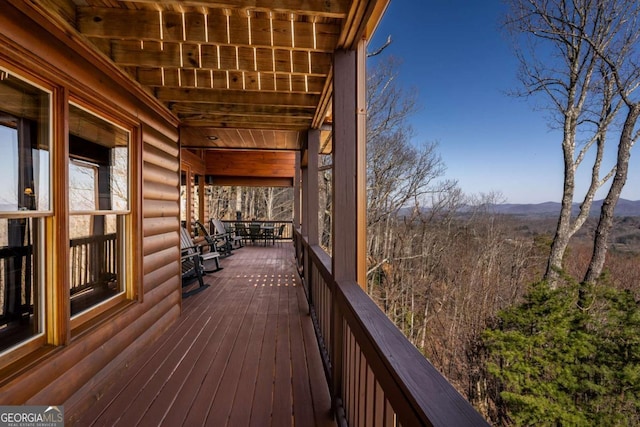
[88,288,223,425]
[290,285,316,426]
[272,287,294,427]
[72,244,335,427]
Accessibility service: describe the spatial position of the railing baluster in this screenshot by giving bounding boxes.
[348,330,356,426]
[331,288,345,423]
[69,233,117,296]
[358,350,367,427]
[374,379,384,427]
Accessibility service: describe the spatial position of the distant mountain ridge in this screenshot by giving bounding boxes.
[491,199,640,217]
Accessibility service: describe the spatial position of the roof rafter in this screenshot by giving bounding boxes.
[122,0,349,18]
[78,7,341,53]
[155,87,319,107]
[180,115,311,129]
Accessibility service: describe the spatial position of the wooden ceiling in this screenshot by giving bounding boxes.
[35,0,388,152]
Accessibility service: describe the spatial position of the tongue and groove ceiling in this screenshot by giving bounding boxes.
[35,0,388,153]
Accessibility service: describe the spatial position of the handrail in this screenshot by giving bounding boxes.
[221,219,293,241]
[294,229,489,427]
[1,233,118,322]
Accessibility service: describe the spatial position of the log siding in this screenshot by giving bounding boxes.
[0,2,183,410]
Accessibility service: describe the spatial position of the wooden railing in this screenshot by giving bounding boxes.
[221,219,294,241]
[69,233,117,296]
[0,232,118,323]
[294,229,489,427]
[0,244,33,323]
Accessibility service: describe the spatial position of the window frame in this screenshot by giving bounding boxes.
[66,100,135,332]
[0,54,143,373]
[0,66,53,366]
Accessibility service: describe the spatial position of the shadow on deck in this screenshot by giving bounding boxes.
[69,243,335,426]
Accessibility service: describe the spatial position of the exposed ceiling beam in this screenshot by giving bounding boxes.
[180,116,310,129]
[207,176,294,187]
[155,87,319,107]
[180,127,304,150]
[78,7,341,53]
[135,68,326,94]
[107,40,332,74]
[170,102,315,118]
[122,0,350,18]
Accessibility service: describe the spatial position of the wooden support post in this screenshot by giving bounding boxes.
[307,129,320,246]
[198,173,205,223]
[301,155,309,238]
[332,43,367,286]
[294,151,301,230]
[304,130,321,309]
[48,87,70,346]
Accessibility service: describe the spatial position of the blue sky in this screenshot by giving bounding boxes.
[370,1,639,204]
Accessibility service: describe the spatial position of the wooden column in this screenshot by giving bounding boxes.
[301,153,309,238]
[198,174,205,223]
[332,43,367,286]
[181,168,191,232]
[307,129,320,246]
[294,151,301,229]
[48,86,70,346]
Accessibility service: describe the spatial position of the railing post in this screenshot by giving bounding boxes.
[305,243,312,309]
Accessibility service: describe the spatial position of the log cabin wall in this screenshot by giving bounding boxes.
[0,2,183,411]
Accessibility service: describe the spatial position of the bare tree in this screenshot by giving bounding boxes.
[581,1,640,283]
[367,56,417,144]
[318,154,332,252]
[205,185,293,222]
[365,56,458,284]
[506,0,639,285]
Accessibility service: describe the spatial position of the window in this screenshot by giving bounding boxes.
[68,104,129,318]
[179,168,201,233]
[0,63,139,362]
[0,69,50,354]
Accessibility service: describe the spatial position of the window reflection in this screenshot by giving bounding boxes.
[68,104,129,317]
[0,218,42,352]
[0,73,50,212]
[0,69,49,352]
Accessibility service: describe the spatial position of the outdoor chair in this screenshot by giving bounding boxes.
[212,219,243,249]
[275,223,286,246]
[180,227,206,294]
[195,220,231,256]
[234,223,250,245]
[262,224,275,245]
[224,222,244,248]
[248,223,264,245]
[180,225,222,275]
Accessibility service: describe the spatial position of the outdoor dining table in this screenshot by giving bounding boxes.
[260,225,275,245]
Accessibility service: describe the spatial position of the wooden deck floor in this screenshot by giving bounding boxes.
[72,243,335,427]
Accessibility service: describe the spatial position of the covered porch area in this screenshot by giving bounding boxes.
[65,244,335,426]
[0,0,488,424]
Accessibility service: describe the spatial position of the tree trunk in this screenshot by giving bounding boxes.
[265,187,274,220]
[544,121,577,286]
[583,105,640,284]
[321,170,332,249]
[236,187,242,219]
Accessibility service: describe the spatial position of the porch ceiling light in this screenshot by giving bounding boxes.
[207,135,219,141]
